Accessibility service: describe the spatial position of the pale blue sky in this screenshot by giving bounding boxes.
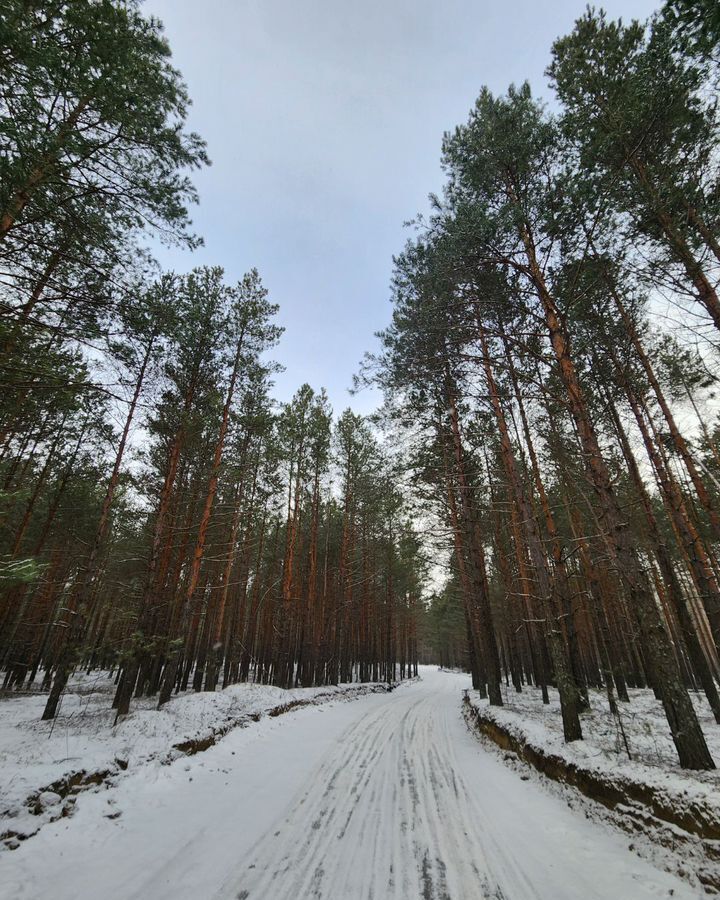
[144,0,660,414]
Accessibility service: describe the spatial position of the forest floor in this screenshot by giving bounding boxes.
[0,667,700,899]
[472,680,720,795]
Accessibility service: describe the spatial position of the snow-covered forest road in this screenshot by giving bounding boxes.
[1,669,692,900]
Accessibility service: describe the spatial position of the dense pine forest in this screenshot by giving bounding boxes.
[2,0,720,786]
[362,0,720,773]
[0,1,422,725]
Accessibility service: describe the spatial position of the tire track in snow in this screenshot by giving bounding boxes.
[216,672,683,900]
[3,669,696,900]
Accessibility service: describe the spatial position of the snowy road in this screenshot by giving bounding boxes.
[1,668,692,900]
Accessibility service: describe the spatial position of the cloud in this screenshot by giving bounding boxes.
[144,0,660,413]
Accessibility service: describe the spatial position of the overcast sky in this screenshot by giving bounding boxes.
[144,0,660,415]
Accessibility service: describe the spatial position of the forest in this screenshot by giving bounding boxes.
[367,0,720,772]
[1,0,720,790]
[0,1,422,729]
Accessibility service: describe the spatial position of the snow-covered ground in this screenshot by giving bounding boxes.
[477,681,720,768]
[0,668,698,899]
[472,682,720,816]
[0,672,390,846]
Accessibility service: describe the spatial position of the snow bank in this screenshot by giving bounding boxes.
[465,685,720,892]
[0,672,393,847]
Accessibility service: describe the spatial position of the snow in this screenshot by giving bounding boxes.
[0,668,699,899]
[0,671,391,845]
[471,682,720,828]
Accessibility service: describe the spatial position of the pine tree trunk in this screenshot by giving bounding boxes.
[517,222,714,768]
[43,333,155,720]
